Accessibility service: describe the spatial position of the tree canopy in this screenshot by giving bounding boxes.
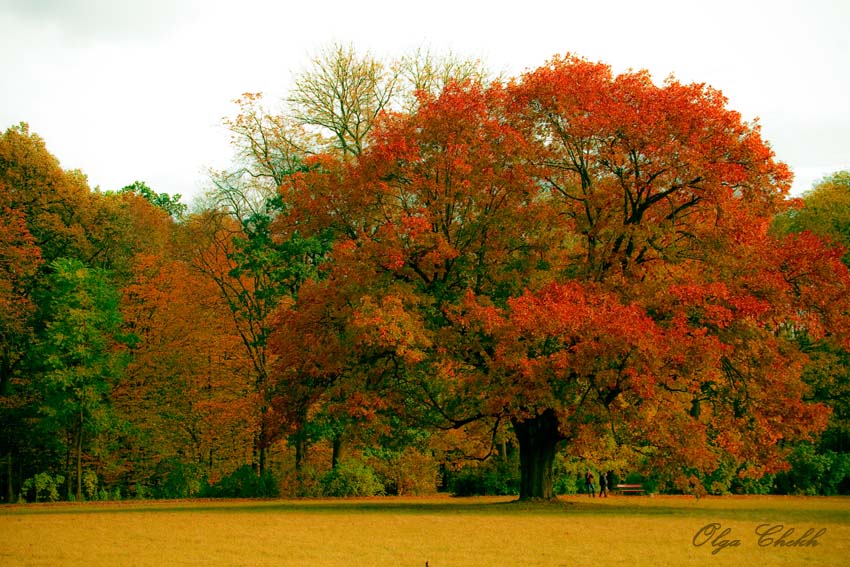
[3,50,850,503]
[267,55,850,499]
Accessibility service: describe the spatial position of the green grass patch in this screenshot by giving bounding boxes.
[2,495,848,566]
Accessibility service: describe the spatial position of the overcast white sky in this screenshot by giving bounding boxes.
[2,0,848,203]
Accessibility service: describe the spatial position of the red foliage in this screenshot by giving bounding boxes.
[265,55,850,494]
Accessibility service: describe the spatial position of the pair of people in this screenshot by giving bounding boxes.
[585,470,611,497]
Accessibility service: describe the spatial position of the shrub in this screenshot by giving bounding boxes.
[553,458,587,495]
[554,470,579,495]
[687,457,774,495]
[700,460,737,495]
[81,470,99,500]
[320,459,384,497]
[203,465,279,498]
[153,459,206,499]
[447,468,480,497]
[131,482,149,500]
[623,471,658,495]
[279,465,324,498]
[731,473,774,495]
[773,444,850,495]
[21,472,65,502]
[448,457,518,497]
[367,448,438,496]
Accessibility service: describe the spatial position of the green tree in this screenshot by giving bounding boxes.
[772,171,850,492]
[773,171,850,265]
[1,122,95,501]
[36,258,129,500]
[119,181,187,220]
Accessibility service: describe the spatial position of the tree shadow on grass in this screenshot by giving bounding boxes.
[4,496,562,516]
[5,495,849,524]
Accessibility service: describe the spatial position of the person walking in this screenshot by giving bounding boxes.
[584,469,596,498]
[599,470,609,497]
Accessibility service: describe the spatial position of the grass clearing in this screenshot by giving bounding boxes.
[1,495,849,566]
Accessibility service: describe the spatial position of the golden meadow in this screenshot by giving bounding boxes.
[2,495,849,566]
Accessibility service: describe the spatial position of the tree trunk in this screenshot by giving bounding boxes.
[258,444,266,478]
[331,434,345,469]
[294,427,307,472]
[75,416,83,501]
[64,433,72,500]
[4,452,13,503]
[512,409,562,501]
[254,419,267,477]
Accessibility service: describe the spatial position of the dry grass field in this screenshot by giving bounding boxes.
[1,494,849,567]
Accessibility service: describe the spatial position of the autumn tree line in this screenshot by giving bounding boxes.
[3,45,850,502]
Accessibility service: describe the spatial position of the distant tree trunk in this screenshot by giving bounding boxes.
[293,427,308,472]
[512,409,562,501]
[64,433,72,500]
[4,452,13,502]
[331,434,346,469]
[258,438,267,478]
[254,415,268,477]
[75,413,83,501]
[0,365,12,502]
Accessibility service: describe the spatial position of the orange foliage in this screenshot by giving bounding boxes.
[117,252,254,483]
[269,56,850,494]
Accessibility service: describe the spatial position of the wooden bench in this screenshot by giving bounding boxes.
[615,483,644,495]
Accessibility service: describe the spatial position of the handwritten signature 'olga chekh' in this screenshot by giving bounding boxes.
[692,522,827,555]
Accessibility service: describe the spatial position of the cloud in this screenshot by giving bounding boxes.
[2,0,848,202]
[0,0,198,43]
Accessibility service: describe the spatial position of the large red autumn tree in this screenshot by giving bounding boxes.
[282,55,850,500]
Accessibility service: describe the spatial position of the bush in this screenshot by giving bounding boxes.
[448,457,518,497]
[554,470,579,495]
[731,473,774,495]
[553,458,587,495]
[773,444,850,495]
[21,472,65,502]
[447,468,481,497]
[321,459,384,497]
[700,460,737,495]
[367,448,438,496]
[692,458,774,495]
[131,482,149,500]
[279,465,324,498]
[203,465,279,498]
[623,472,658,495]
[81,470,99,500]
[153,459,206,499]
